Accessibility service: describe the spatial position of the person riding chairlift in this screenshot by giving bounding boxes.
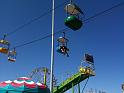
[60,45,69,57]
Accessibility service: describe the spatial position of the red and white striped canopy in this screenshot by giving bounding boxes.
[0,77,47,88]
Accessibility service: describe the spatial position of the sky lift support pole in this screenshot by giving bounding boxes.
[50,0,55,92]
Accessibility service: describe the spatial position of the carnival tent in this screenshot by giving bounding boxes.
[0,77,50,93]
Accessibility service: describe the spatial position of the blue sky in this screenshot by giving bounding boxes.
[0,0,124,93]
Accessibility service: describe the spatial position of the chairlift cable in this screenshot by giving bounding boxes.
[11,1,124,49]
[84,1,124,22]
[13,28,69,49]
[4,1,68,37]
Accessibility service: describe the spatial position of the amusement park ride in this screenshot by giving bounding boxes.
[64,0,83,31]
[0,0,84,62]
[28,53,95,93]
[0,35,10,55]
[56,0,84,57]
[56,32,69,57]
[0,35,17,62]
[50,0,95,92]
[28,67,57,86]
[53,54,95,93]
[0,0,95,93]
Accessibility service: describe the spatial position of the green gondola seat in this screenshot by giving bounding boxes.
[64,15,82,30]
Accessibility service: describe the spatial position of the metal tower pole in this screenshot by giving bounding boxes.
[50,0,55,92]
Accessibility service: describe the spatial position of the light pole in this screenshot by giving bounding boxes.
[50,0,55,93]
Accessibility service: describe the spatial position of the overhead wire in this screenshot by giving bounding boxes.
[5,1,123,91]
[5,0,68,37]
[4,1,123,90]
[13,28,69,49]
[84,1,124,22]
[11,1,124,49]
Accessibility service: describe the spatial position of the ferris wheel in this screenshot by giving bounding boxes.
[28,67,57,87]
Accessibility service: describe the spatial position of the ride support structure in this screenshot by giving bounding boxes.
[53,66,95,93]
[53,53,95,93]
